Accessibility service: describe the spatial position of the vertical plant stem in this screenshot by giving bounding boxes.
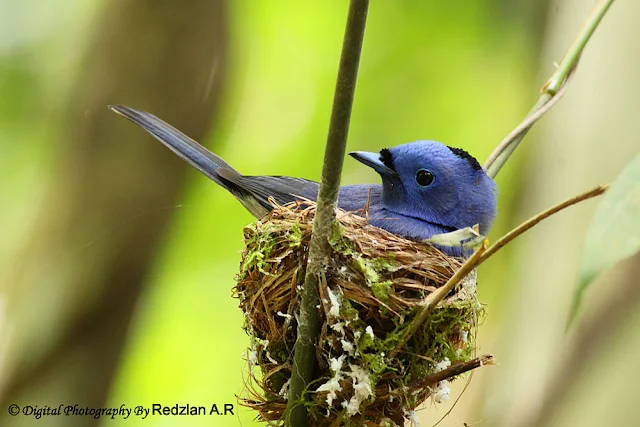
[285,1,369,426]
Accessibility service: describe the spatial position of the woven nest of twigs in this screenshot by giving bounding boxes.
[232,202,489,426]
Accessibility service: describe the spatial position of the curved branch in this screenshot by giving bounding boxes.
[484,0,615,178]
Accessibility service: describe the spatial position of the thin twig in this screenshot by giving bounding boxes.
[386,183,607,360]
[477,184,609,266]
[389,241,487,358]
[387,184,608,361]
[484,0,615,178]
[405,354,494,391]
[285,1,369,426]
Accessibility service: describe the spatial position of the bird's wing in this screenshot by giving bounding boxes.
[215,169,319,218]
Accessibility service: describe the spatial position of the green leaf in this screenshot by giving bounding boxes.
[568,153,640,326]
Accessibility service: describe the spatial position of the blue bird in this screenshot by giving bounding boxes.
[110,105,497,256]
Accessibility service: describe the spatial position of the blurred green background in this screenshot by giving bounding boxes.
[1,1,639,426]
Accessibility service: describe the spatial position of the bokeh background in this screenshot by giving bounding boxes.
[1,0,639,426]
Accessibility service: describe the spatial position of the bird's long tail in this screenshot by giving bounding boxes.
[109,105,236,187]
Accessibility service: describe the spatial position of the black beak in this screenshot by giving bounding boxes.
[349,151,398,177]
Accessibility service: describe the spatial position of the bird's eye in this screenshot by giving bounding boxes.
[415,169,435,187]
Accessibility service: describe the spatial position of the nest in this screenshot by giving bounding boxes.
[233,203,486,426]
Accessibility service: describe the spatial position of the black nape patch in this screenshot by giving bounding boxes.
[379,148,395,171]
[446,146,482,171]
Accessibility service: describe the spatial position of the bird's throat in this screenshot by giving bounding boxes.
[381,207,458,233]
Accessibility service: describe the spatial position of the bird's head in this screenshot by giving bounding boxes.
[349,140,497,233]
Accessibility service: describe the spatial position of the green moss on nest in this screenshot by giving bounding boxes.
[233,204,486,426]
[371,280,392,301]
[288,221,303,247]
[338,298,360,322]
[240,222,278,274]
